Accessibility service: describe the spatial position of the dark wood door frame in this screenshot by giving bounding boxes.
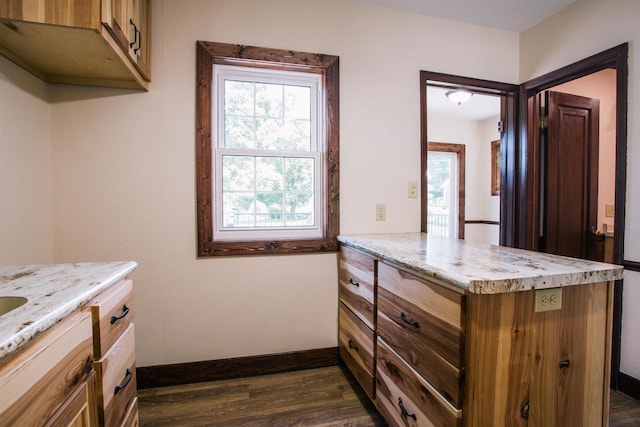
[518,43,628,390]
[420,71,519,246]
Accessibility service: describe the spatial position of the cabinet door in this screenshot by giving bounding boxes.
[102,0,133,52]
[46,374,97,427]
[130,0,151,79]
[102,0,150,81]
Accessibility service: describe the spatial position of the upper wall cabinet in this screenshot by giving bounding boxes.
[0,0,151,91]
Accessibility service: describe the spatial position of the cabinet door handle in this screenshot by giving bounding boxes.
[400,312,420,328]
[114,368,133,395]
[129,19,139,50]
[348,338,359,352]
[133,26,141,54]
[398,397,417,421]
[348,278,360,287]
[110,304,130,324]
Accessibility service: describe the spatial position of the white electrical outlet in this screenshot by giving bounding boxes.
[408,181,418,198]
[376,204,386,221]
[534,288,562,312]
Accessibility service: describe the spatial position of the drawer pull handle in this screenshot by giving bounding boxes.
[348,339,359,352]
[348,278,360,287]
[400,312,420,328]
[398,397,417,421]
[114,368,133,395]
[110,304,130,324]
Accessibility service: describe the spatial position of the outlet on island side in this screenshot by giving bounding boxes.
[376,204,386,221]
[534,288,562,312]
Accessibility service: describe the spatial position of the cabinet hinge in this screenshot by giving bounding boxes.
[540,115,549,130]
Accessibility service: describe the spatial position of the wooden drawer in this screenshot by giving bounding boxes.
[338,246,375,329]
[377,262,465,408]
[91,279,134,358]
[0,312,93,426]
[338,303,375,399]
[122,397,139,427]
[376,338,462,427]
[95,324,137,427]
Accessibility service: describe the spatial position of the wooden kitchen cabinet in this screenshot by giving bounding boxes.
[0,311,96,426]
[338,243,615,427]
[89,278,138,426]
[0,0,151,90]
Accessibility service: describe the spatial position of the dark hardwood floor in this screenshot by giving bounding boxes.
[138,365,640,426]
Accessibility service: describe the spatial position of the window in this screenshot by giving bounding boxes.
[196,41,339,256]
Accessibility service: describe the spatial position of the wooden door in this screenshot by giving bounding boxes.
[542,91,599,259]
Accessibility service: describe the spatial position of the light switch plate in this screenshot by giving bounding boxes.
[605,204,615,217]
[408,181,418,198]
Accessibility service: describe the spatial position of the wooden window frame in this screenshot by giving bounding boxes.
[196,41,340,257]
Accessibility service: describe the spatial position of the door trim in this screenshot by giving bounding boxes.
[519,43,628,389]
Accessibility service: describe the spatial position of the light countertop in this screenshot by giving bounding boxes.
[0,261,137,362]
[338,233,623,294]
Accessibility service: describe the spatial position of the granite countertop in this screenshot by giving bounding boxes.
[0,261,137,363]
[338,233,623,294]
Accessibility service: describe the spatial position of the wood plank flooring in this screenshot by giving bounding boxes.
[138,365,640,426]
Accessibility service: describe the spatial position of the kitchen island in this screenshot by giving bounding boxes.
[337,233,623,427]
[0,261,138,426]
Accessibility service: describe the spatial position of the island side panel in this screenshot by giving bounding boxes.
[464,281,613,427]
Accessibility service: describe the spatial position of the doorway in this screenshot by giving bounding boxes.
[420,71,519,245]
[520,43,628,389]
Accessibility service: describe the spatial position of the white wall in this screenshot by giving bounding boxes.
[428,115,500,245]
[45,0,518,366]
[0,56,53,265]
[521,0,640,380]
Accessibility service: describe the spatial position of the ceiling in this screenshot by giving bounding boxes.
[352,0,576,33]
[427,86,500,121]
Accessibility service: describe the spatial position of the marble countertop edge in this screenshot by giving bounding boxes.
[338,233,623,294]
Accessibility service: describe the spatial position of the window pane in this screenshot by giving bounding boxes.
[285,158,313,192]
[222,192,255,227]
[255,118,282,150]
[285,194,314,226]
[256,192,283,227]
[256,157,283,191]
[285,158,314,226]
[224,116,254,149]
[222,156,254,191]
[225,80,254,116]
[285,86,311,120]
[255,83,283,118]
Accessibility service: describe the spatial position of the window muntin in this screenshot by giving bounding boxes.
[213,65,324,241]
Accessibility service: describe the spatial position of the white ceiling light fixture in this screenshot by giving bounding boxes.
[445,90,473,106]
